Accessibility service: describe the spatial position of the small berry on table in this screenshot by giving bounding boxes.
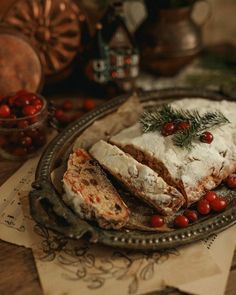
[83,99,95,111]
[55,109,66,122]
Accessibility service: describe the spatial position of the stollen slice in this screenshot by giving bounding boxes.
[63,148,130,229]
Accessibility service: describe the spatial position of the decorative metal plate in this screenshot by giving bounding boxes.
[4,0,80,83]
[29,88,236,250]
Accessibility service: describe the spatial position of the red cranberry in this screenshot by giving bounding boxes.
[203,191,218,202]
[55,109,70,124]
[23,105,37,116]
[174,215,189,228]
[210,198,227,212]
[183,210,198,223]
[32,98,43,111]
[150,215,164,227]
[20,136,32,146]
[177,121,190,131]
[197,199,211,215]
[55,109,65,121]
[14,96,31,107]
[161,122,175,136]
[0,104,11,118]
[200,131,214,144]
[63,99,73,110]
[226,175,236,189]
[83,99,95,110]
[18,120,29,129]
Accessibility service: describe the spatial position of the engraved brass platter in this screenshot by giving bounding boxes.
[29,88,236,250]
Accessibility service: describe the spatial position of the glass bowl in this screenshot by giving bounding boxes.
[0,94,48,160]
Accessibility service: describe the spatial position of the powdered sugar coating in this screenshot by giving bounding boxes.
[111,98,236,203]
[90,140,184,215]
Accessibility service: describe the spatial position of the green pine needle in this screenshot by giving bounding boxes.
[139,104,230,150]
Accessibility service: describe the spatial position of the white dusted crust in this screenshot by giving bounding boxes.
[90,140,185,215]
[111,98,236,205]
[63,149,130,229]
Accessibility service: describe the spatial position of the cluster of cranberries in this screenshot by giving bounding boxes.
[150,190,227,229]
[173,191,227,228]
[0,90,47,157]
[0,90,44,121]
[161,121,214,144]
[150,173,236,229]
[53,98,95,128]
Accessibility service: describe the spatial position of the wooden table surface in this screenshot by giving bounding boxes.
[0,93,236,295]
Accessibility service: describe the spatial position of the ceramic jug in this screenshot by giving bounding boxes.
[135,0,211,75]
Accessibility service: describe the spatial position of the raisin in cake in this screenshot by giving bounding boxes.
[63,148,130,229]
[111,98,236,205]
[90,140,185,215]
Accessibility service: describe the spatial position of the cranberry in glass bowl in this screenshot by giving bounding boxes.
[0,90,48,160]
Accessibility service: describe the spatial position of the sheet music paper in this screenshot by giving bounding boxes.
[0,157,40,247]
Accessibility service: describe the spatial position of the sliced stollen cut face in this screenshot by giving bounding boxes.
[63,148,130,229]
[110,99,236,206]
[89,140,185,215]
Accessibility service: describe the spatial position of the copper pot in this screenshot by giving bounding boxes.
[135,0,211,75]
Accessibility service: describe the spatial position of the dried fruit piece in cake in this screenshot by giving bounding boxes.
[90,140,185,215]
[63,148,130,229]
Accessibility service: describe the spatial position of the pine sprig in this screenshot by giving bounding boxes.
[173,125,198,149]
[140,104,230,150]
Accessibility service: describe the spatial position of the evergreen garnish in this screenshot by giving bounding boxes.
[139,104,230,149]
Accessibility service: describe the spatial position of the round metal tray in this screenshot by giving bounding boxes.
[29,88,236,250]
